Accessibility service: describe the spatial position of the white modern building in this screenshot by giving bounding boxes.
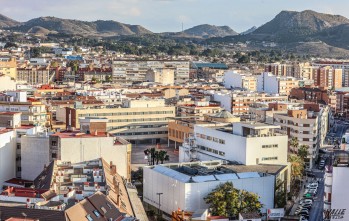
[143,160,275,216]
[0,129,16,190]
[323,151,349,221]
[179,122,288,166]
[257,72,299,95]
[21,133,50,181]
[223,71,257,91]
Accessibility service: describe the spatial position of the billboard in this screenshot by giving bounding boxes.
[267,208,285,219]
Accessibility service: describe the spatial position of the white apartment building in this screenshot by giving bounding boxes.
[0,117,43,188]
[112,60,189,84]
[0,129,17,190]
[257,72,299,95]
[211,90,288,116]
[223,71,257,91]
[179,122,288,166]
[49,118,132,180]
[143,161,275,216]
[21,133,50,181]
[0,92,49,127]
[323,152,349,221]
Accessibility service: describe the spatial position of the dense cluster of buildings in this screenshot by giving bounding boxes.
[1,41,349,220]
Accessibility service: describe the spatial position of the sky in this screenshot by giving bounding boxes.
[1,0,349,33]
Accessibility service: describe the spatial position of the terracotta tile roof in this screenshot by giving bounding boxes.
[65,192,125,221]
[0,206,65,221]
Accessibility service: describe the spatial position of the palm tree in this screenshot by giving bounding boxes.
[157,150,170,164]
[289,137,299,153]
[288,154,304,180]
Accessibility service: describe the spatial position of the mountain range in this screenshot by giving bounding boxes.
[2,10,349,50]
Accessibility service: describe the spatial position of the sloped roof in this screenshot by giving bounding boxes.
[0,206,65,221]
[213,110,235,119]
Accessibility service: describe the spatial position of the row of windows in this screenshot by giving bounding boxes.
[262,157,278,161]
[115,131,168,136]
[109,118,168,123]
[198,145,225,156]
[107,124,167,131]
[262,144,278,148]
[78,111,174,117]
[196,133,225,144]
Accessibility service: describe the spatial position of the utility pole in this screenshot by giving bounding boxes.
[157,192,163,217]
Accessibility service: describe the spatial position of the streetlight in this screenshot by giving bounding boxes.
[157,192,163,217]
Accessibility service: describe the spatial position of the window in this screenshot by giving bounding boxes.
[219,151,225,156]
[262,144,278,148]
[52,153,57,159]
[51,141,57,146]
[17,167,21,172]
[93,210,101,217]
[100,206,107,214]
[262,157,278,161]
[16,144,21,150]
[86,214,94,221]
[106,202,112,209]
[219,139,225,144]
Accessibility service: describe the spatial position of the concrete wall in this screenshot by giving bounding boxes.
[223,71,242,89]
[59,137,130,179]
[0,75,16,91]
[143,166,275,215]
[0,130,16,189]
[21,135,50,181]
[213,93,232,112]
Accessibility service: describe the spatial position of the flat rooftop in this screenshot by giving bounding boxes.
[147,161,273,183]
[238,122,280,130]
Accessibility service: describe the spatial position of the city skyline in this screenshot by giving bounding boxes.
[1,0,349,33]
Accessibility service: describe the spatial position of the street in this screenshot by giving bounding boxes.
[308,169,325,221]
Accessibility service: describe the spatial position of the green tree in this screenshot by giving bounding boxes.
[237,55,250,64]
[145,148,170,165]
[131,167,143,184]
[204,182,262,218]
[274,178,287,208]
[156,150,170,164]
[288,154,304,181]
[298,145,309,162]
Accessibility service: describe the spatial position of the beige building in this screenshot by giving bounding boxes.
[0,57,17,79]
[17,66,55,85]
[0,93,50,127]
[253,102,330,167]
[145,68,175,85]
[65,99,175,143]
[162,88,189,99]
[177,100,222,120]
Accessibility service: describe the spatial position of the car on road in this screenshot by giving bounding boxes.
[299,211,310,217]
[300,199,313,205]
[300,216,309,221]
[307,183,318,188]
